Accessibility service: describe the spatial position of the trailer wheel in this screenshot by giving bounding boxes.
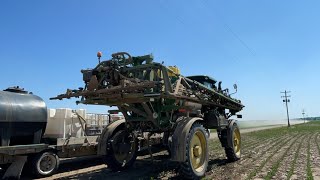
[104,130,137,171]
[180,123,208,179]
[30,151,59,178]
[225,123,241,161]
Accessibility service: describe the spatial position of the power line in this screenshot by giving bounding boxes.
[200,0,256,56]
[281,90,291,127]
[158,0,186,26]
[158,0,241,63]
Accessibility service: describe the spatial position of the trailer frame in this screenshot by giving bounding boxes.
[0,136,99,179]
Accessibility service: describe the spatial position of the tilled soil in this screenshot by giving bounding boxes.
[207,124,320,180]
[16,123,320,180]
[312,134,320,179]
[273,134,305,179]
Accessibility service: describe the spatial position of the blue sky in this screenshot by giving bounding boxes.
[1,0,319,120]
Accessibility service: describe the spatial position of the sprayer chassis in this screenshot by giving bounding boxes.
[51,52,244,179]
[52,62,242,131]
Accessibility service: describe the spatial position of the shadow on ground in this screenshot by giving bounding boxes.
[55,155,230,180]
[1,153,231,179]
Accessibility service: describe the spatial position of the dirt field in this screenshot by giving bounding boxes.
[206,121,320,180]
[4,121,320,180]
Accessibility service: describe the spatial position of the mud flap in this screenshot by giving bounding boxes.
[217,119,237,148]
[3,156,27,179]
[227,119,237,148]
[97,119,126,156]
[170,117,203,162]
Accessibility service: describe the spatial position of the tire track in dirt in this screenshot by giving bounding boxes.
[272,133,305,179]
[290,133,311,180]
[207,133,296,180]
[244,133,300,180]
[260,134,305,179]
[313,133,320,179]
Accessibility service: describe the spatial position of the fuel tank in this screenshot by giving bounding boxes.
[0,87,47,146]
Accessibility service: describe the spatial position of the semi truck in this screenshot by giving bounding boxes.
[0,86,120,179]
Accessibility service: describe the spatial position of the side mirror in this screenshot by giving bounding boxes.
[229,83,238,96]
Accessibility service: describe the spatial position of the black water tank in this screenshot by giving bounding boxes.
[0,87,47,146]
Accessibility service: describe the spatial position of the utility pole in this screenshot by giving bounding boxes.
[281,90,291,127]
[302,109,306,123]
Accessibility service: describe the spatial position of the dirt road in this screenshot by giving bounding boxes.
[19,121,320,180]
[209,125,286,140]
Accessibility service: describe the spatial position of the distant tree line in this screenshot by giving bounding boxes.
[299,117,320,121]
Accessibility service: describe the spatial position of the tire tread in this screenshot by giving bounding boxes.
[179,123,208,180]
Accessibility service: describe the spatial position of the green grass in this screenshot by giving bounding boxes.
[240,124,285,130]
[245,121,320,139]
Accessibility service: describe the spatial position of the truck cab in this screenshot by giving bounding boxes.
[187,75,217,90]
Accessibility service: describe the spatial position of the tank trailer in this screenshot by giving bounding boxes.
[51,52,244,179]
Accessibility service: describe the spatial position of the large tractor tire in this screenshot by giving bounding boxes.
[103,130,137,171]
[180,123,208,179]
[219,122,241,162]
